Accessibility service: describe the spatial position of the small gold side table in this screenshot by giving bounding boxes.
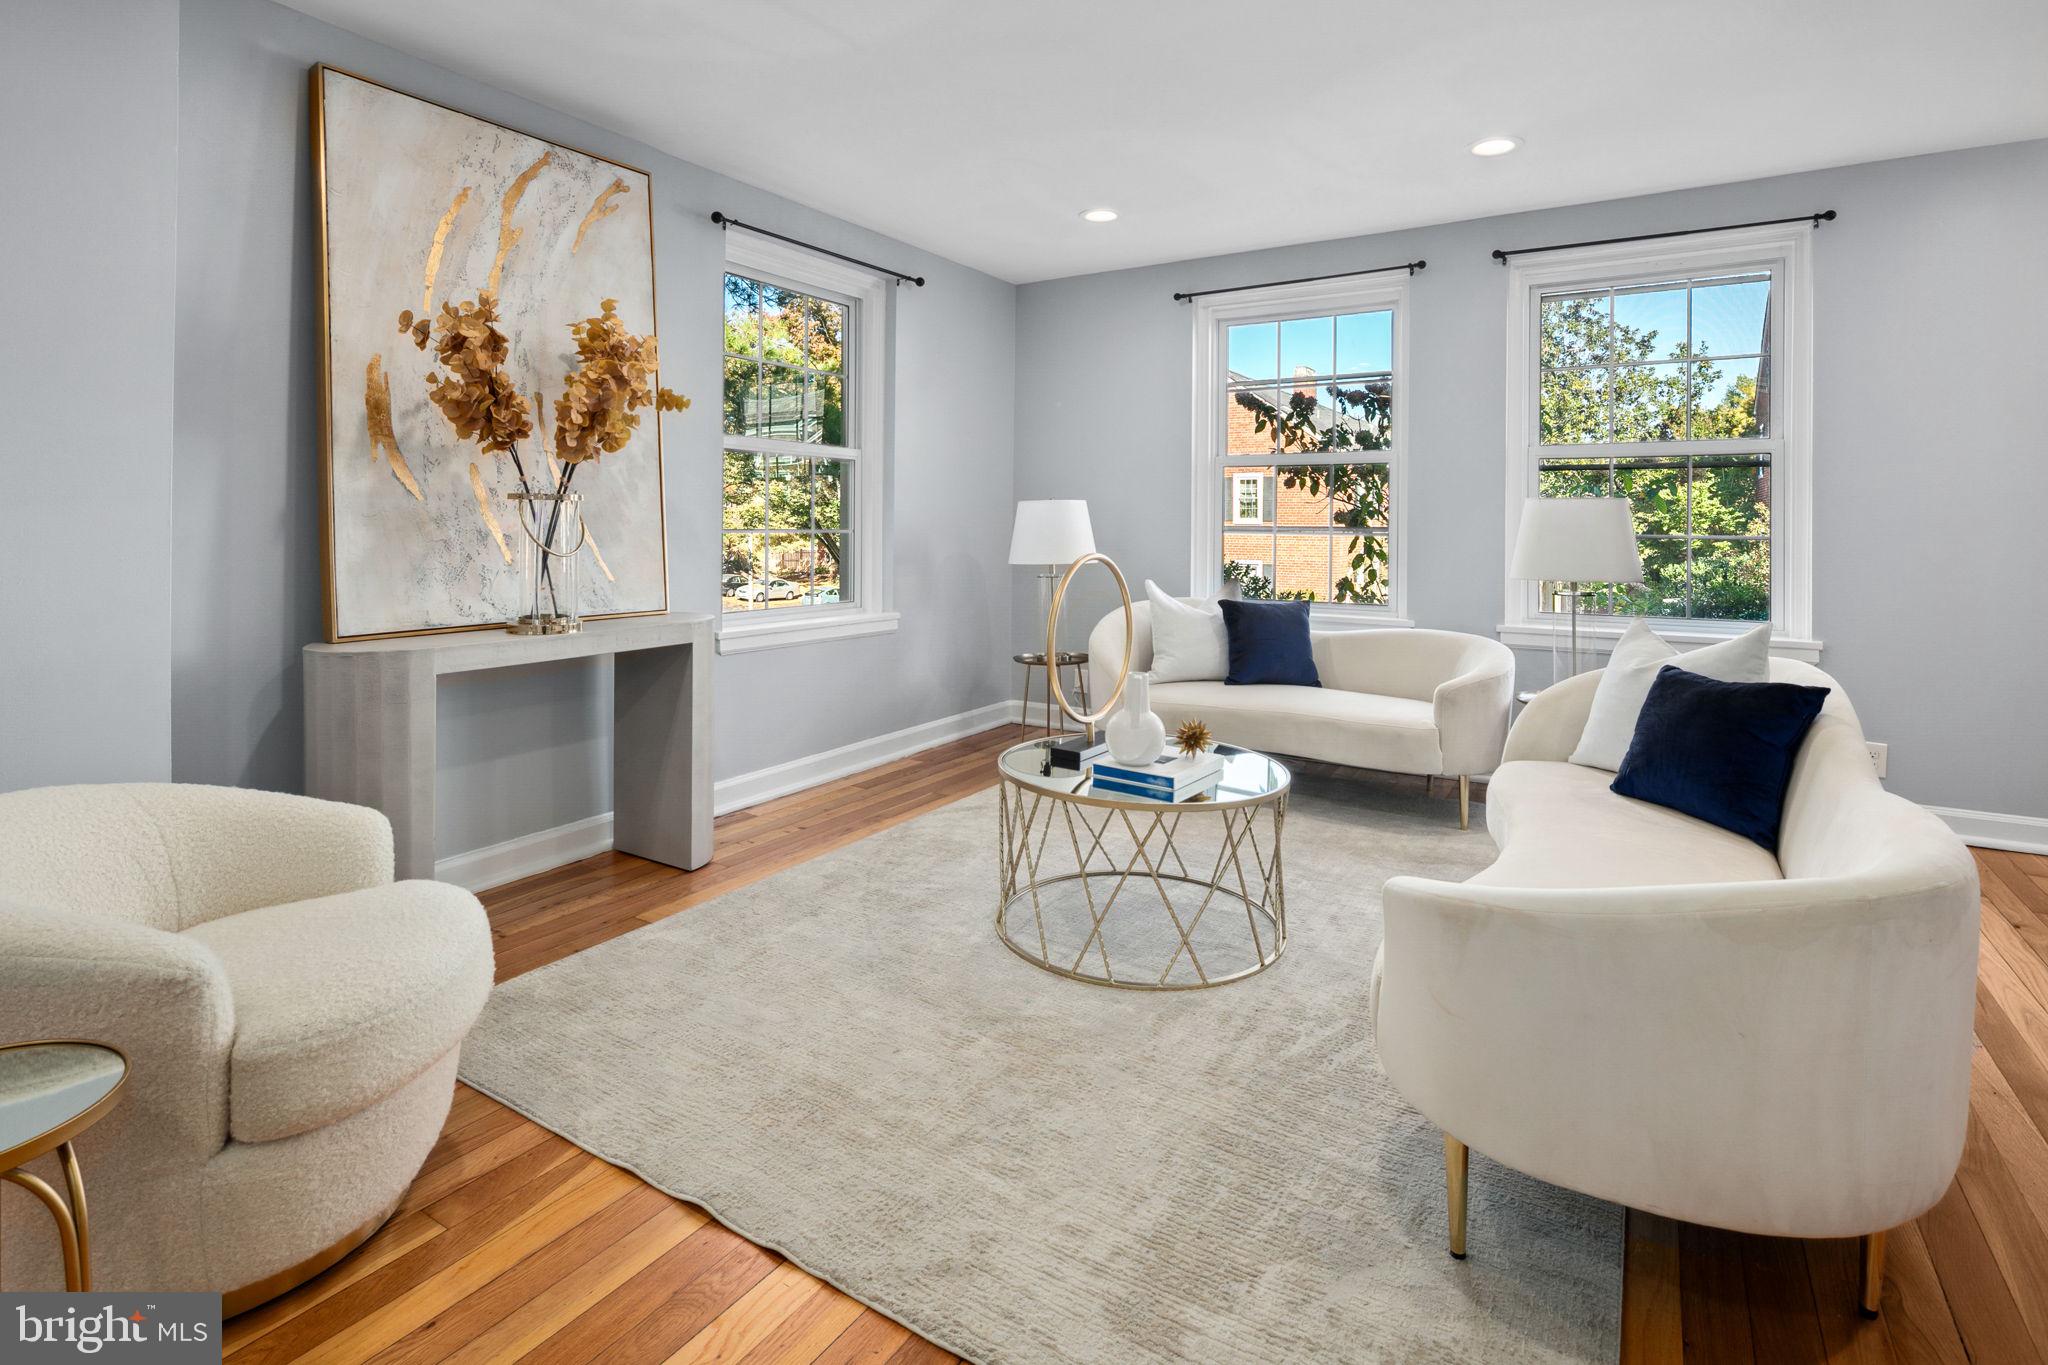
[1013,651,1090,735]
[0,1040,128,1292]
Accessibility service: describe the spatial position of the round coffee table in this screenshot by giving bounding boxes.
[0,1040,128,1292]
[995,738,1289,990]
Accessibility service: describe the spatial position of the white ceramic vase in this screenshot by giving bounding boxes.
[1105,670,1167,766]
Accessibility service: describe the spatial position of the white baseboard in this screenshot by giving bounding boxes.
[436,811,615,892]
[1927,805,2048,856]
[436,699,1019,890]
[713,699,1016,815]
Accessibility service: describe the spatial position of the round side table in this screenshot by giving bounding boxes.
[1012,651,1090,735]
[0,1040,128,1292]
[996,737,1290,989]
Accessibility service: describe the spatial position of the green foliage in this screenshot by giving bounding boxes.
[1221,558,1315,602]
[1234,380,1392,604]
[1536,297,1771,621]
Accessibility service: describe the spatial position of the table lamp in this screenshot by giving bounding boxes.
[1509,496,1643,680]
[1009,500,1096,655]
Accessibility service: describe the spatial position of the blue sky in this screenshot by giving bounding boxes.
[1228,310,1392,381]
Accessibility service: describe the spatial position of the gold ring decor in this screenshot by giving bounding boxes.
[1046,552,1131,733]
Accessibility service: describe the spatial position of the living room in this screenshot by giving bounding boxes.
[4,2,2045,1362]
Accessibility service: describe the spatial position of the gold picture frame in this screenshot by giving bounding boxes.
[311,64,670,641]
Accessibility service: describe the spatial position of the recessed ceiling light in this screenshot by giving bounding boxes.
[1469,136,1522,158]
[1079,208,1118,223]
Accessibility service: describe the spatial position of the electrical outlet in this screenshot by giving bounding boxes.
[1867,742,1888,779]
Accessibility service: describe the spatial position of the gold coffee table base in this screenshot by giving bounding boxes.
[996,776,1287,990]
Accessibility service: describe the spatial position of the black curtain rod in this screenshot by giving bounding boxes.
[711,211,925,286]
[1491,211,1835,264]
[1173,259,1425,303]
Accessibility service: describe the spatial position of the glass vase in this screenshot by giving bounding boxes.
[507,490,584,635]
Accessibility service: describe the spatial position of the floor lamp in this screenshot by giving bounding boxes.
[1008,499,1096,730]
[1509,496,1644,681]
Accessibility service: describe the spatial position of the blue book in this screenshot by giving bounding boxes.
[1089,750,1225,793]
[1091,773,1223,803]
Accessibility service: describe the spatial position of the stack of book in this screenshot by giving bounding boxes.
[1088,750,1226,802]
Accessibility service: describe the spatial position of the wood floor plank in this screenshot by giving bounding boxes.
[1978,982,2048,1146]
[1915,1175,2044,1365]
[221,1212,447,1355]
[519,1223,775,1365]
[583,1236,782,1365]
[292,1165,643,1365]
[805,1312,911,1365]
[422,1126,582,1228]
[233,730,2048,1365]
[1622,1210,1685,1365]
[660,1261,839,1364]
[1679,1222,1755,1365]
[365,1183,681,1365]
[1801,1237,1893,1365]
[1952,1111,2048,1360]
[1878,1222,1971,1365]
[730,1285,867,1365]
[433,1200,709,1365]
[1742,1235,1828,1365]
[1970,1042,2048,1233]
[229,1156,612,1365]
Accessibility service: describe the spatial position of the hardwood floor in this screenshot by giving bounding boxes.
[236,724,2048,1364]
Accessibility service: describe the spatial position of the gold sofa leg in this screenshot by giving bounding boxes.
[1444,1134,1469,1259]
[1458,776,1470,831]
[1859,1230,1887,1317]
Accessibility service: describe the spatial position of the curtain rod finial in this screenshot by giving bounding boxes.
[1491,249,1509,264]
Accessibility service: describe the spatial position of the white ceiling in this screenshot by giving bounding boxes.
[281,0,2048,283]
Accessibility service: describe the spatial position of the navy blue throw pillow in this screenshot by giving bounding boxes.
[1610,665,1829,852]
[1218,599,1320,687]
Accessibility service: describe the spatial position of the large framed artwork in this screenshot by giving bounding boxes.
[312,65,669,640]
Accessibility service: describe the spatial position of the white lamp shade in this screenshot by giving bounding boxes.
[1509,497,1643,583]
[1008,499,1096,565]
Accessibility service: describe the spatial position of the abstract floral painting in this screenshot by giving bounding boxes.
[314,66,667,639]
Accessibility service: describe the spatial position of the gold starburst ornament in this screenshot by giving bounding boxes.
[1174,717,1213,757]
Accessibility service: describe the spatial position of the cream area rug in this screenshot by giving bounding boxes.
[459,774,1622,1364]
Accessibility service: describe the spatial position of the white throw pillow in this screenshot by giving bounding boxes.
[1569,620,1772,771]
[1143,581,1229,683]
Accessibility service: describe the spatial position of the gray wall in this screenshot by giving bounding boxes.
[170,0,1016,856]
[1014,140,2048,819]
[1,0,179,790]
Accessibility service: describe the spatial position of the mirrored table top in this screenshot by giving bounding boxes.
[999,738,1289,810]
[0,1042,127,1166]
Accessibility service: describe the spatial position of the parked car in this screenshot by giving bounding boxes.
[731,576,801,602]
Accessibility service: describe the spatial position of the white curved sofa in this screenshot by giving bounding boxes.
[0,784,494,1308]
[1372,660,1979,1313]
[1088,603,1514,825]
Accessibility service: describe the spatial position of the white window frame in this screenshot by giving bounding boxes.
[1189,276,1413,627]
[1229,472,1268,525]
[717,233,896,655]
[1499,224,1819,661]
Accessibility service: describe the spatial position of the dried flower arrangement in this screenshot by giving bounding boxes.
[404,291,688,630]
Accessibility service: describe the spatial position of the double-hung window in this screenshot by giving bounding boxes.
[1502,225,1816,655]
[718,235,895,653]
[1190,277,1409,622]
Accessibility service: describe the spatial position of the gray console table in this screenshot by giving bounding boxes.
[304,613,714,882]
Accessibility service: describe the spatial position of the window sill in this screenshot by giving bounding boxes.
[1496,620,1823,664]
[1308,606,1414,630]
[716,608,900,655]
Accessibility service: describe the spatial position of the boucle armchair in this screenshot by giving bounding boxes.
[0,784,493,1308]
[1372,660,1980,1314]
[1089,603,1514,825]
